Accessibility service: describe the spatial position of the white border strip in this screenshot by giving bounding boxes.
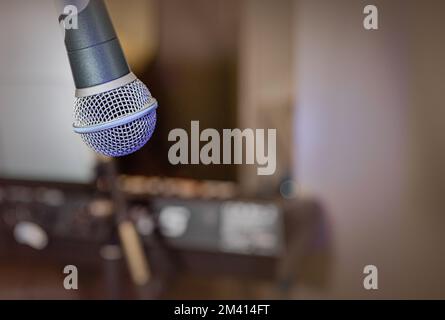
[75,72,137,97]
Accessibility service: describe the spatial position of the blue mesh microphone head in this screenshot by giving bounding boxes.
[73,77,158,157]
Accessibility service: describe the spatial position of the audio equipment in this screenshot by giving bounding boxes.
[0,178,286,266]
[0,176,323,298]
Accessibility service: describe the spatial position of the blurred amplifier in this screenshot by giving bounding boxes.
[149,198,284,257]
[144,197,286,279]
[0,177,290,278]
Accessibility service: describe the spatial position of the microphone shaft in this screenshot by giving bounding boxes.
[57,0,130,88]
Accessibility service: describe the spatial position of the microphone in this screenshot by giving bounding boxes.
[57,0,158,157]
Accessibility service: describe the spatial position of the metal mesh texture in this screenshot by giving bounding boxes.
[73,79,156,157]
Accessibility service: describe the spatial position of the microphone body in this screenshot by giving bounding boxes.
[57,0,158,157]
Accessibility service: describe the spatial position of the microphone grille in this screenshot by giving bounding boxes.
[73,79,157,157]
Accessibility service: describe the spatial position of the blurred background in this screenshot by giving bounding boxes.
[0,0,444,299]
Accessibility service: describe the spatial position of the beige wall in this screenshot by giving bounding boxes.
[0,0,94,182]
[238,0,295,193]
[294,0,445,298]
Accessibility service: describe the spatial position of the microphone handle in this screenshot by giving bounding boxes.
[56,0,130,89]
